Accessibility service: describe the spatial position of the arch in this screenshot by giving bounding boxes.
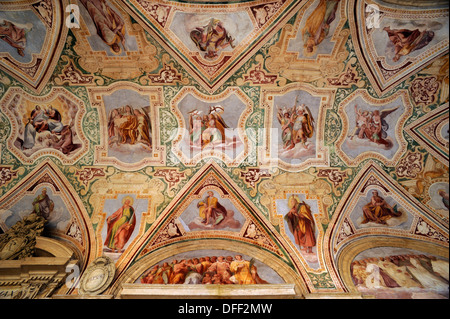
[337,236,449,293]
[35,236,75,259]
[108,239,307,298]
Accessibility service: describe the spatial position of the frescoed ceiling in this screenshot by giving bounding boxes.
[0,0,448,299]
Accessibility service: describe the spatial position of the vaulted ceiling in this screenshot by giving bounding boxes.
[0,0,448,299]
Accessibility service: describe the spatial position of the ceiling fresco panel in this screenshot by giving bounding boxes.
[120,0,305,93]
[0,160,95,267]
[348,0,449,95]
[0,0,68,93]
[329,161,449,257]
[87,81,166,170]
[0,86,89,165]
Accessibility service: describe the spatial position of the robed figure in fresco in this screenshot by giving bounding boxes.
[79,0,126,53]
[229,255,268,285]
[31,188,54,220]
[0,19,32,57]
[190,18,235,59]
[302,0,340,54]
[348,105,399,149]
[188,105,230,149]
[285,195,316,253]
[107,105,152,149]
[104,196,136,252]
[197,191,227,226]
[276,96,315,151]
[361,190,402,225]
[23,105,65,150]
[383,26,434,62]
[291,104,314,147]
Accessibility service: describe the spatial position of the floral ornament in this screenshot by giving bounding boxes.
[395,152,422,178]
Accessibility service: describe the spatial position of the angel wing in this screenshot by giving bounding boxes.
[379,106,399,119]
[304,105,315,137]
[304,106,314,125]
[209,105,224,115]
[140,106,152,131]
[211,111,229,129]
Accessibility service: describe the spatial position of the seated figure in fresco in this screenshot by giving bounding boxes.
[190,18,235,59]
[21,104,78,157]
[302,0,340,54]
[348,105,399,149]
[0,19,32,57]
[189,105,230,149]
[361,190,402,225]
[196,191,227,226]
[23,105,65,150]
[107,105,152,149]
[201,114,224,147]
[79,0,126,54]
[32,105,62,132]
[383,26,434,62]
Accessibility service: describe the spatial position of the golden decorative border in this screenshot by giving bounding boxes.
[121,0,303,93]
[70,0,159,80]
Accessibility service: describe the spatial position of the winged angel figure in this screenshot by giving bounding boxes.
[348,105,399,149]
[276,96,315,159]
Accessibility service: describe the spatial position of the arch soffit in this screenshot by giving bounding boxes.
[337,236,449,292]
[108,239,308,297]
